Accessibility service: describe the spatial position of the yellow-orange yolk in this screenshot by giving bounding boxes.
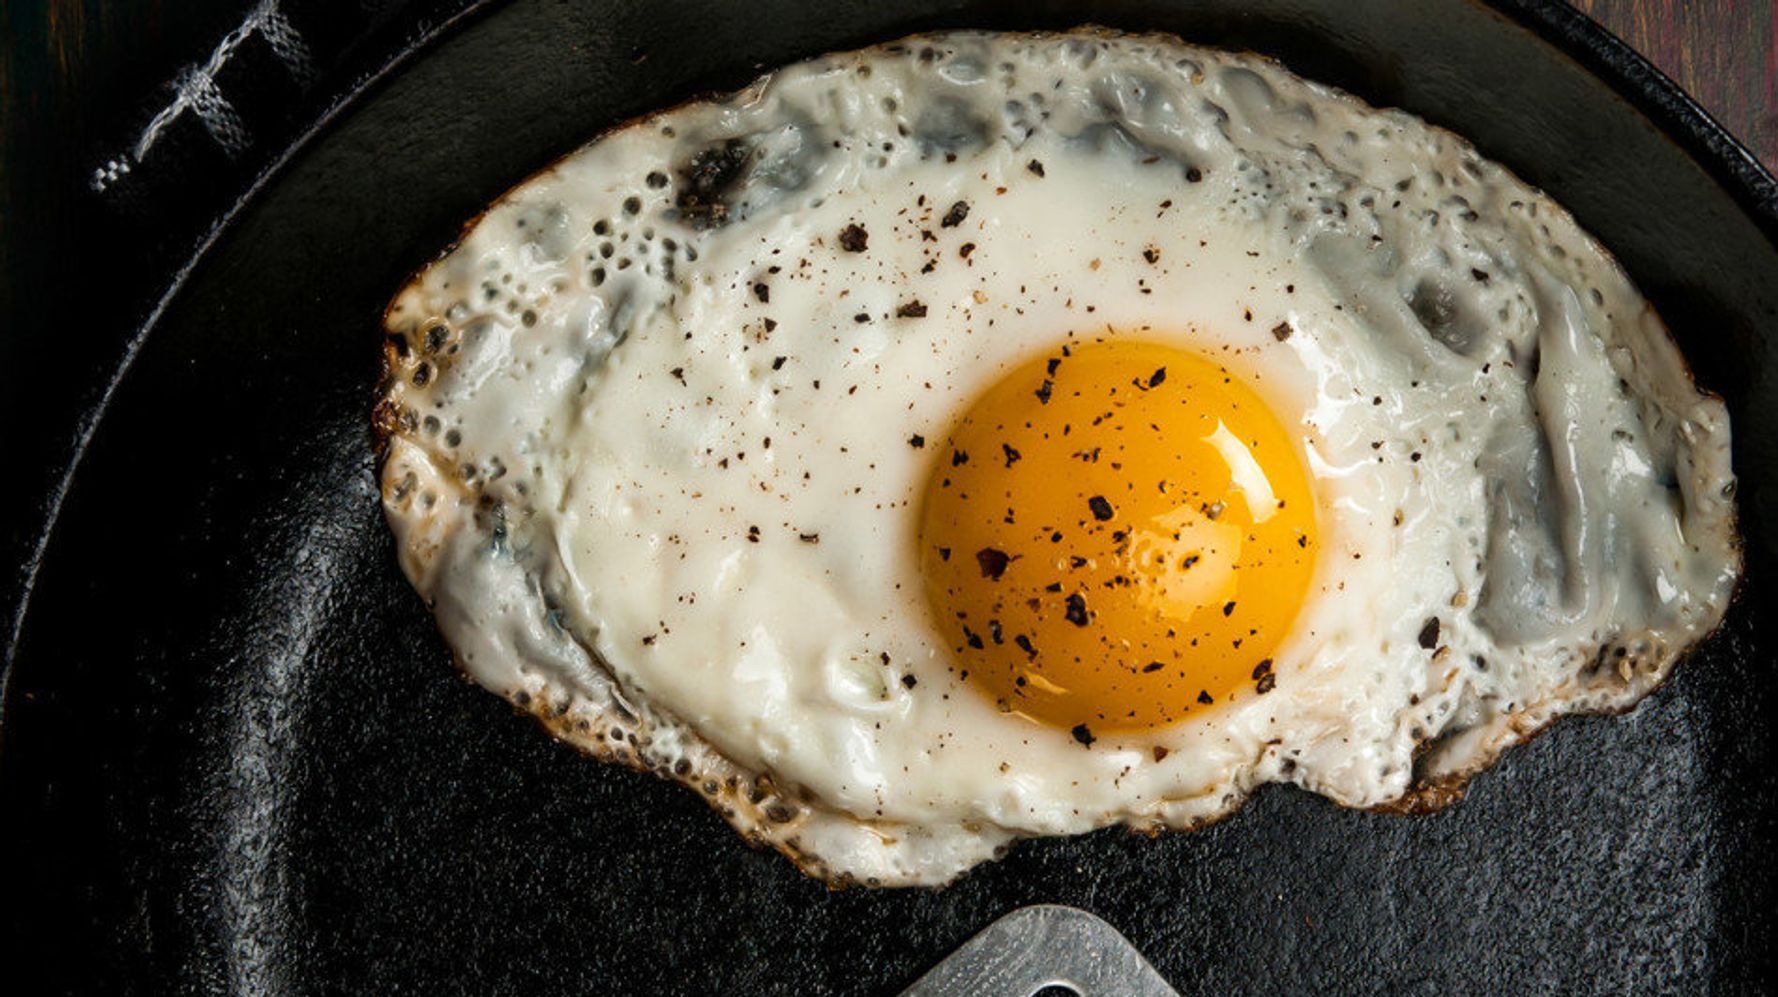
[918,339,1318,737]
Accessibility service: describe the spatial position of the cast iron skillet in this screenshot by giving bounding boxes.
[4,1,1775,992]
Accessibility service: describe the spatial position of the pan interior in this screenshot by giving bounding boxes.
[2,1,1773,992]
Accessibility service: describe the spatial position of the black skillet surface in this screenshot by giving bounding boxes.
[4,1,1776,993]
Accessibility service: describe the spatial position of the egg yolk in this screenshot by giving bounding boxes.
[918,339,1318,736]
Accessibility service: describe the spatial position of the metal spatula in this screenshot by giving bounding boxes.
[902,905,1179,997]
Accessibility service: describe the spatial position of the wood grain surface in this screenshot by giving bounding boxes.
[1573,0,1778,170]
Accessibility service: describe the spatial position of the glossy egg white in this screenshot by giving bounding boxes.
[377,30,1739,885]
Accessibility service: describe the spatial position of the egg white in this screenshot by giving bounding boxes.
[377,30,1738,885]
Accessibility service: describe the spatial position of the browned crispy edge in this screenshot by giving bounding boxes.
[366,26,1747,888]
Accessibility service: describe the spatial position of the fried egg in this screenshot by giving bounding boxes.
[376,30,1739,886]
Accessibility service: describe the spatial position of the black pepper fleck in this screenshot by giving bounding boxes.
[1418,617,1441,649]
[1064,593,1089,626]
[976,547,1012,580]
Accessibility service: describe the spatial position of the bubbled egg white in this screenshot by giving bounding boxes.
[377,30,1739,886]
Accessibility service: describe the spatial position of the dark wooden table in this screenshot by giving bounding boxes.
[1573,0,1776,170]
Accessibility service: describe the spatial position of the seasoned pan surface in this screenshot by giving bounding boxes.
[3,1,1774,992]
